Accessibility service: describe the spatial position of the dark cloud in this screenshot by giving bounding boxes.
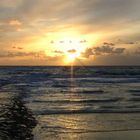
[0,51,45,58]
[0,50,65,64]
[0,0,140,65]
[113,48,125,54]
[82,48,94,58]
[1,0,140,27]
[93,45,125,55]
[12,46,23,50]
[94,45,114,55]
[67,49,76,53]
[54,50,64,54]
[126,42,135,45]
[0,0,140,40]
[103,42,115,46]
[82,43,126,58]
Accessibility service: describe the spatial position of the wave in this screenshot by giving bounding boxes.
[72,90,104,94]
[131,93,140,96]
[40,124,140,133]
[32,98,121,104]
[0,80,10,87]
[128,89,140,93]
[129,98,140,102]
[41,126,140,133]
[34,109,140,115]
[75,78,140,83]
[0,66,140,80]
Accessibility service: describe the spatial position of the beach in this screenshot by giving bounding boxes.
[0,66,140,139]
[33,113,140,140]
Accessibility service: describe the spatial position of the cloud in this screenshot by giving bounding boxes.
[0,50,66,65]
[0,0,140,65]
[82,48,94,58]
[113,48,125,54]
[9,19,22,26]
[67,49,76,53]
[54,50,64,54]
[82,43,126,58]
[1,0,140,28]
[0,51,46,58]
[93,45,125,55]
[12,46,23,50]
[103,42,115,46]
[0,0,140,39]
[94,45,114,55]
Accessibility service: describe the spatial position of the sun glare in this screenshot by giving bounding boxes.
[44,30,100,65]
[65,51,80,64]
[49,32,88,64]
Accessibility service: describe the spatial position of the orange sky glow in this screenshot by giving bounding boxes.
[0,0,140,65]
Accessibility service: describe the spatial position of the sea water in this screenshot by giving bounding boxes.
[0,66,140,140]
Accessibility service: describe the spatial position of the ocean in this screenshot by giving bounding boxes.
[0,66,140,140]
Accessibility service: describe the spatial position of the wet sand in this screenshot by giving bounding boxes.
[33,113,140,140]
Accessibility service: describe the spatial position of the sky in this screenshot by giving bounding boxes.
[0,0,140,65]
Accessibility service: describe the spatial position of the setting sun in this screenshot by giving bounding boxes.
[0,1,140,140]
[47,31,90,65]
[64,50,81,64]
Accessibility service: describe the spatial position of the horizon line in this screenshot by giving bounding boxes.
[0,65,140,67]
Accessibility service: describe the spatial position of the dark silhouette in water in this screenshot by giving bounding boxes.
[0,97,37,140]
